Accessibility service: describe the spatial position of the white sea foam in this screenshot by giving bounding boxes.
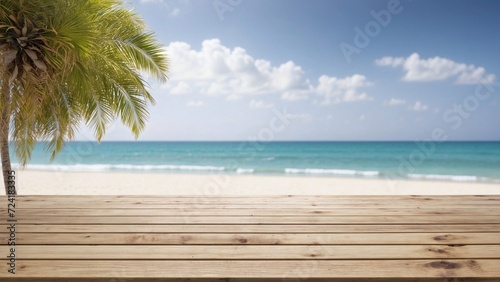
[17,163,225,172]
[408,174,480,182]
[236,168,255,174]
[284,168,380,177]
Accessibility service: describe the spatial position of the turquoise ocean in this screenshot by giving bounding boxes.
[12,141,500,183]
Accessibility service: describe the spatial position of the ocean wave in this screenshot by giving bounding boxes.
[285,168,380,177]
[236,168,255,174]
[16,163,225,172]
[408,173,480,182]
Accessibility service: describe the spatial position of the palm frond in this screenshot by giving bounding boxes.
[1,0,169,164]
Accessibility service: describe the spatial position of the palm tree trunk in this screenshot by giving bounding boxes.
[1,79,12,195]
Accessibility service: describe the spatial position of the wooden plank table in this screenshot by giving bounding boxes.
[1,195,500,281]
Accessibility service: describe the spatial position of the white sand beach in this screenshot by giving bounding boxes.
[10,170,500,195]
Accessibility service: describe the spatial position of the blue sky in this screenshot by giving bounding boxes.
[78,0,500,141]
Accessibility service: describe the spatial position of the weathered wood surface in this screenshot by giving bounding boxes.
[1,195,499,281]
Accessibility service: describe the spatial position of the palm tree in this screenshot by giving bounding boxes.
[0,0,168,194]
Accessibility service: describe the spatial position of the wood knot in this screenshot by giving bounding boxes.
[427,261,461,269]
[181,235,192,242]
[427,248,450,255]
[238,238,248,244]
[466,260,481,271]
[433,234,453,241]
[126,235,142,243]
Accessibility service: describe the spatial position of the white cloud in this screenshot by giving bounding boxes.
[164,39,309,97]
[164,39,373,105]
[187,100,204,107]
[375,53,495,84]
[249,99,273,109]
[386,98,406,106]
[315,74,373,105]
[375,57,405,68]
[408,101,429,112]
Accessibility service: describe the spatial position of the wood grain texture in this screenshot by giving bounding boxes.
[3,224,500,233]
[0,195,499,280]
[2,232,498,245]
[1,260,499,278]
[4,245,500,259]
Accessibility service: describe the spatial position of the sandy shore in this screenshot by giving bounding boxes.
[6,170,499,195]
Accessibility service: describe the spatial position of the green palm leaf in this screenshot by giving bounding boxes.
[0,0,168,192]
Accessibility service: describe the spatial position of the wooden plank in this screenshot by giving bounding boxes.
[2,279,497,282]
[1,195,499,280]
[5,195,499,209]
[3,207,500,216]
[12,202,499,209]
[2,232,499,245]
[11,194,496,197]
[3,245,500,259]
[4,224,500,233]
[11,203,499,209]
[11,215,500,224]
[1,260,499,278]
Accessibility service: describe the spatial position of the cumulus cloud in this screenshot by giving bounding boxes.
[314,74,373,105]
[375,53,495,84]
[386,98,406,106]
[408,101,429,112]
[163,39,373,105]
[164,39,308,96]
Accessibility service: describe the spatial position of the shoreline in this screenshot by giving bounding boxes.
[10,170,500,195]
